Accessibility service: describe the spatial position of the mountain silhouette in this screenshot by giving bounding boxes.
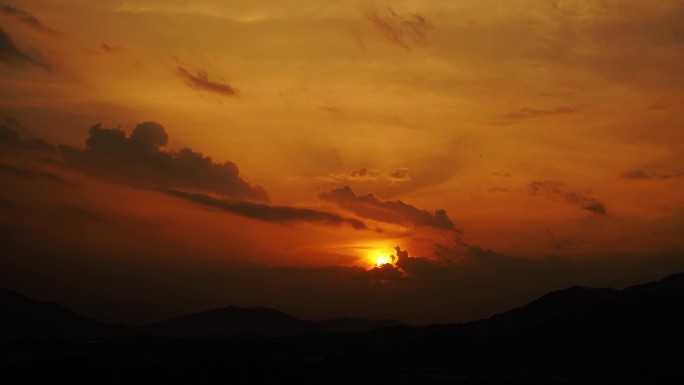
[0,288,124,340]
[465,285,621,336]
[141,306,321,337]
[463,272,684,344]
[2,273,683,382]
[317,317,403,333]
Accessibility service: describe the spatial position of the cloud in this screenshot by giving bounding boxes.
[85,43,124,56]
[100,43,123,53]
[61,122,269,202]
[366,8,430,49]
[529,180,606,215]
[161,188,367,230]
[386,168,411,183]
[392,246,446,279]
[621,169,684,181]
[0,26,48,69]
[320,105,343,114]
[503,106,579,120]
[176,66,238,97]
[0,3,61,36]
[0,120,56,152]
[323,167,412,185]
[0,163,72,185]
[318,186,458,231]
[349,167,375,181]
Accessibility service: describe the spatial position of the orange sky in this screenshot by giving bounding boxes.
[2,0,684,325]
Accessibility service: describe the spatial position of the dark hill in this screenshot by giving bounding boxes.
[141,306,320,337]
[465,285,620,336]
[0,288,125,340]
[464,272,684,344]
[317,317,403,333]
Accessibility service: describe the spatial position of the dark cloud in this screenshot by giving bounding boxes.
[529,180,607,215]
[0,4,61,36]
[320,105,343,114]
[393,246,446,279]
[61,122,269,202]
[0,26,48,69]
[324,167,379,183]
[0,120,57,152]
[161,188,367,230]
[546,230,575,251]
[350,167,371,179]
[386,168,411,183]
[323,167,412,185]
[100,43,122,53]
[503,106,578,120]
[0,162,71,185]
[366,8,430,49]
[318,186,458,231]
[86,43,124,56]
[621,169,684,180]
[176,66,238,97]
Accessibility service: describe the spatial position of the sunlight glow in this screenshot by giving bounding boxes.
[370,250,393,267]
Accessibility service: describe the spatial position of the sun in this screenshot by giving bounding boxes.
[369,250,393,267]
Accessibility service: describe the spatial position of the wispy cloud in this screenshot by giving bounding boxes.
[162,188,367,230]
[319,186,458,231]
[0,3,62,36]
[503,106,579,120]
[529,180,607,215]
[176,66,239,97]
[0,27,48,69]
[366,8,430,50]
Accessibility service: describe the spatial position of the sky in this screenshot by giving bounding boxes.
[1,0,684,326]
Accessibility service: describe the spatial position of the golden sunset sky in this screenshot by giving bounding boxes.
[2,0,684,325]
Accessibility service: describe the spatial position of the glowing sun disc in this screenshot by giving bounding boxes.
[371,252,392,266]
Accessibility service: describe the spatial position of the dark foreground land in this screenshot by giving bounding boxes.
[2,273,683,384]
